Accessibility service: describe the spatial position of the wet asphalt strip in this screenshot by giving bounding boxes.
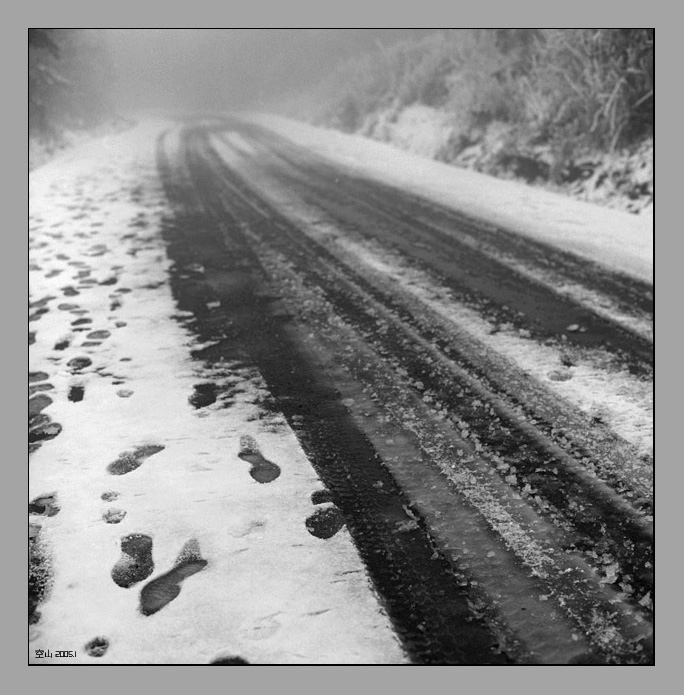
[156,131,514,665]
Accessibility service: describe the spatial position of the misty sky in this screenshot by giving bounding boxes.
[103,29,439,113]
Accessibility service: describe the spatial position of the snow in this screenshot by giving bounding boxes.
[207,134,653,465]
[224,130,258,157]
[365,104,456,158]
[29,111,653,665]
[248,113,653,285]
[29,120,406,665]
[333,232,654,460]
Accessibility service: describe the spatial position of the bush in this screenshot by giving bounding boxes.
[522,29,653,151]
[295,28,653,164]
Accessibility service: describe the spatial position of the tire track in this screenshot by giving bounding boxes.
[206,131,653,486]
[157,130,518,665]
[228,118,653,315]
[157,125,653,664]
[220,120,653,375]
[192,128,654,653]
[194,131,653,605]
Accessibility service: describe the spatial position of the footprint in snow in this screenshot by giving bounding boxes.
[67,357,92,373]
[29,416,62,447]
[139,539,207,616]
[238,435,281,484]
[103,509,126,524]
[305,505,345,540]
[107,444,165,475]
[86,330,111,340]
[84,637,109,657]
[29,493,60,517]
[306,488,345,539]
[30,383,54,396]
[29,394,52,418]
[189,383,217,409]
[68,385,85,402]
[111,534,154,588]
[210,655,250,665]
[29,388,62,451]
[29,307,49,323]
[54,338,71,351]
[29,372,49,383]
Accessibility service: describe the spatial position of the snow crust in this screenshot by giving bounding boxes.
[248,113,653,284]
[29,120,406,665]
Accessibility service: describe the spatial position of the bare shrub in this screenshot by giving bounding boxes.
[523,29,653,152]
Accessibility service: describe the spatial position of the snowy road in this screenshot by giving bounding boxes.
[29,116,653,664]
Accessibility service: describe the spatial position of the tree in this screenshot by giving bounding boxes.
[29,29,114,138]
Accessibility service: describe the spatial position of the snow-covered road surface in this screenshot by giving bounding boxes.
[29,115,653,665]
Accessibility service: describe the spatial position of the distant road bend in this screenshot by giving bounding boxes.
[156,117,653,665]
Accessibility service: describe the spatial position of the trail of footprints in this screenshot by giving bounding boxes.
[50,432,344,660]
[30,191,168,432]
[109,533,209,617]
[31,309,346,660]
[31,196,349,662]
[28,372,61,454]
[234,434,346,540]
[28,428,348,657]
[30,280,136,454]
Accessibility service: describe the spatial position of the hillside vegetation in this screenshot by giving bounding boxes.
[283,29,653,215]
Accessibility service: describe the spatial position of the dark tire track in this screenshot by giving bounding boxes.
[158,130,517,665]
[220,120,652,376]
[229,119,653,319]
[155,124,653,664]
[187,127,653,607]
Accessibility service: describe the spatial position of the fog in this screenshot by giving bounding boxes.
[104,29,438,114]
